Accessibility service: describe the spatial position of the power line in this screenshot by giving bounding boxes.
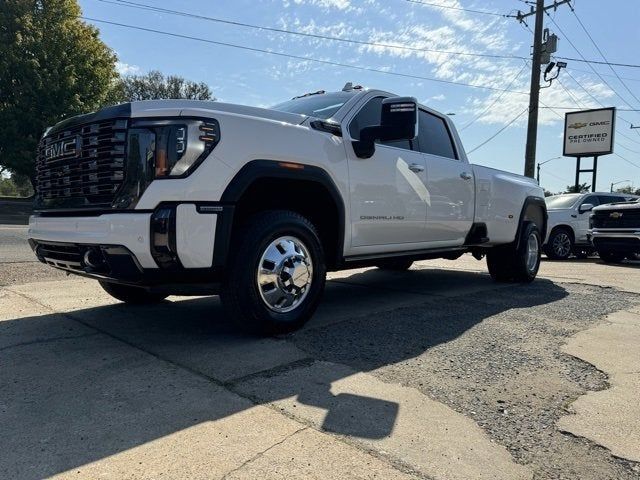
[82,16,533,95]
[466,108,528,154]
[545,11,639,112]
[460,62,528,131]
[404,0,507,17]
[555,56,640,69]
[97,0,527,62]
[569,7,640,106]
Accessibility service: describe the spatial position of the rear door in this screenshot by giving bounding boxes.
[417,109,474,247]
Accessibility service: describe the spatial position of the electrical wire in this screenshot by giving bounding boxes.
[555,56,640,69]
[460,62,528,131]
[97,0,527,62]
[466,108,528,155]
[82,16,532,95]
[545,11,639,112]
[403,0,507,17]
[569,7,640,106]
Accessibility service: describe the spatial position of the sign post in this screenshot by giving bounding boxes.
[563,107,615,192]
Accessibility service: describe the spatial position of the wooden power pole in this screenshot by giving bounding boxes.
[515,0,572,178]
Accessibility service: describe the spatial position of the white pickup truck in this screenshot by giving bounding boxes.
[28,84,547,333]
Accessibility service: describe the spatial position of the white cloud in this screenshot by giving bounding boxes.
[273,0,616,127]
[115,61,140,76]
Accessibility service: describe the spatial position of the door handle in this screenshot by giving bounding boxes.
[460,171,473,180]
[408,163,425,173]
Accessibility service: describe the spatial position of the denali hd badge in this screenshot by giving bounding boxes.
[44,137,78,160]
[609,212,623,219]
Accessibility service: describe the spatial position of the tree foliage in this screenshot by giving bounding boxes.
[115,70,214,102]
[0,174,34,197]
[615,185,640,196]
[0,0,121,185]
[565,183,591,194]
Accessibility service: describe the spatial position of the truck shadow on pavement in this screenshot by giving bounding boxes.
[1,268,568,479]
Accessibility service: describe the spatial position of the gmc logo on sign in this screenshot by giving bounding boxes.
[44,137,79,161]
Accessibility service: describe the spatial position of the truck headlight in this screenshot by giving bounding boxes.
[129,118,220,178]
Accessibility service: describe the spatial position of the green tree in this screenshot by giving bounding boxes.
[565,183,591,194]
[115,70,214,102]
[614,185,640,196]
[0,0,121,187]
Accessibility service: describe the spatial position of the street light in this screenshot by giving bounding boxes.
[610,180,631,192]
[536,156,562,183]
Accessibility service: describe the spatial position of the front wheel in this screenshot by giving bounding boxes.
[544,228,573,260]
[99,281,167,304]
[486,221,541,283]
[220,210,326,335]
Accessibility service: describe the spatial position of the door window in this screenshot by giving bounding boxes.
[598,195,622,205]
[580,195,600,208]
[349,96,412,151]
[417,110,457,159]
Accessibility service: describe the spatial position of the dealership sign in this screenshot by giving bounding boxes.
[563,107,615,157]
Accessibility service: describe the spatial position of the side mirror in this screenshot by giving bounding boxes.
[352,96,418,158]
[579,203,594,213]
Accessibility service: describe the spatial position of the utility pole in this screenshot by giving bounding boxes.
[514,0,572,178]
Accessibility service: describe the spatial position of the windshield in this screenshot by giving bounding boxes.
[271,92,354,119]
[545,194,581,209]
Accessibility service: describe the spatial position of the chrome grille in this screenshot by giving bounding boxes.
[36,119,128,208]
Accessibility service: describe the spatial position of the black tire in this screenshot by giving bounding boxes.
[220,210,326,335]
[486,221,541,283]
[544,227,573,260]
[375,259,414,271]
[99,281,167,304]
[598,250,625,264]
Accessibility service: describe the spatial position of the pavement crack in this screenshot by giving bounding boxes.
[220,426,308,480]
[0,333,99,353]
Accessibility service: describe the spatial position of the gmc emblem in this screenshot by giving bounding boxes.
[44,137,79,160]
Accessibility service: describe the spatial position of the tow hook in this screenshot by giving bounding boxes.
[83,248,106,270]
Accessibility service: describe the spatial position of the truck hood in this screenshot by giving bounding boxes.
[130,99,309,125]
[593,201,640,212]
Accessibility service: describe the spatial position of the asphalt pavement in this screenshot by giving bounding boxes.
[2,224,640,479]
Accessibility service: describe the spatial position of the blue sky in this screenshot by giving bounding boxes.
[79,0,640,193]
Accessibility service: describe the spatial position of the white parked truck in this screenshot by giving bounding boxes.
[28,84,547,333]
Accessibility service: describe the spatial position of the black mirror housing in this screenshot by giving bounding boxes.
[380,96,418,141]
[352,96,418,158]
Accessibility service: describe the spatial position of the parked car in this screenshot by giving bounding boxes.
[544,192,637,260]
[589,198,640,263]
[28,84,547,334]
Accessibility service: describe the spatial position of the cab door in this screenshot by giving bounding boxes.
[417,109,474,247]
[345,95,428,248]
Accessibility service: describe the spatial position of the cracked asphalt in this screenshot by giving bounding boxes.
[2,225,640,479]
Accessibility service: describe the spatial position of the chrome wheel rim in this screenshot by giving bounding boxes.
[552,232,571,257]
[526,233,540,272]
[257,236,313,313]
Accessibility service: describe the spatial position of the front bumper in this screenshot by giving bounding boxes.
[29,213,157,268]
[588,229,640,253]
[27,204,233,289]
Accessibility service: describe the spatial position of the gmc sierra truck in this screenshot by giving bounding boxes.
[28,84,547,333]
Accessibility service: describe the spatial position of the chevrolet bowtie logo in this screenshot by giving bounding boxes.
[568,122,588,129]
[609,212,623,219]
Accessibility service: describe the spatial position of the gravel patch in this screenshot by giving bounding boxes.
[0,261,68,286]
[290,281,640,480]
